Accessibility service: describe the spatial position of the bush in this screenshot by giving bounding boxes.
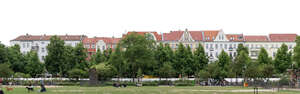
[174,80,195,86]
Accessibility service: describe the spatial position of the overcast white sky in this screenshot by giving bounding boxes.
[1,0,300,45]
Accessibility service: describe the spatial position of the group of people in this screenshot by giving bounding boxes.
[26,83,46,92]
[113,82,127,88]
[0,78,47,94]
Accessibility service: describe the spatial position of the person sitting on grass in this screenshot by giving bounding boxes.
[26,83,34,92]
[40,84,46,92]
[0,88,4,94]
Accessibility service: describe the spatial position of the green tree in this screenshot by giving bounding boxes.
[92,62,116,81]
[45,36,66,76]
[67,68,87,81]
[64,46,76,73]
[244,61,263,81]
[0,43,8,64]
[294,36,300,68]
[24,51,45,77]
[73,43,88,70]
[274,44,292,74]
[185,45,194,77]
[6,45,25,72]
[257,48,274,78]
[174,43,188,77]
[258,48,272,64]
[120,32,156,78]
[104,48,112,61]
[90,48,106,65]
[216,50,231,80]
[109,44,126,78]
[0,63,14,78]
[232,51,251,82]
[236,44,249,55]
[158,62,175,79]
[193,43,208,74]
[155,43,167,70]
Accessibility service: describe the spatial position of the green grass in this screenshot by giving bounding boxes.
[1,86,299,94]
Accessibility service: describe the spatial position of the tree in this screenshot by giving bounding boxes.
[24,51,45,77]
[92,62,116,81]
[6,45,25,72]
[0,63,14,78]
[244,61,262,81]
[185,45,194,77]
[120,32,156,78]
[257,48,274,79]
[90,48,106,65]
[294,36,300,68]
[67,68,87,81]
[0,43,8,64]
[193,43,208,74]
[216,50,231,80]
[174,43,188,77]
[73,43,88,70]
[274,44,292,74]
[232,51,251,82]
[64,46,76,73]
[109,44,126,78]
[158,62,175,79]
[236,44,249,56]
[45,36,66,76]
[103,48,112,61]
[258,48,272,64]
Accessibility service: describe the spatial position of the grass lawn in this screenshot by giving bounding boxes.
[1,86,299,94]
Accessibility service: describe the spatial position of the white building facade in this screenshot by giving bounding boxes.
[10,34,86,62]
[160,29,297,62]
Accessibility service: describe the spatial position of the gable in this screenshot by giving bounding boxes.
[179,30,194,42]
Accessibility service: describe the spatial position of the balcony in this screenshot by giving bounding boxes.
[228,47,233,51]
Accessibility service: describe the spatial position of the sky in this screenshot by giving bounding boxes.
[1,0,300,45]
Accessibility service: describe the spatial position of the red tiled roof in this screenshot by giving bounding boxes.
[269,34,297,42]
[163,30,220,41]
[203,31,219,41]
[244,35,269,42]
[163,31,184,41]
[82,37,121,44]
[226,34,244,42]
[189,31,203,41]
[123,31,162,41]
[12,34,86,41]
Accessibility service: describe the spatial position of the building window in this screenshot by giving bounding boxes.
[27,43,29,48]
[225,44,228,49]
[220,44,223,49]
[41,41,44,44]
[42,48,45,53]
[233,44,236,49]
[42,56,45,60]
[210,44,213,48]
[215,44,218,49]
[273,52,276,57]
[92,44,95,48]
[206,44,209,49]
[102,46,105,50]
[23,43,26,48]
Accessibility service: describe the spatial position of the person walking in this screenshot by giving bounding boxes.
[0,78,4,94]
